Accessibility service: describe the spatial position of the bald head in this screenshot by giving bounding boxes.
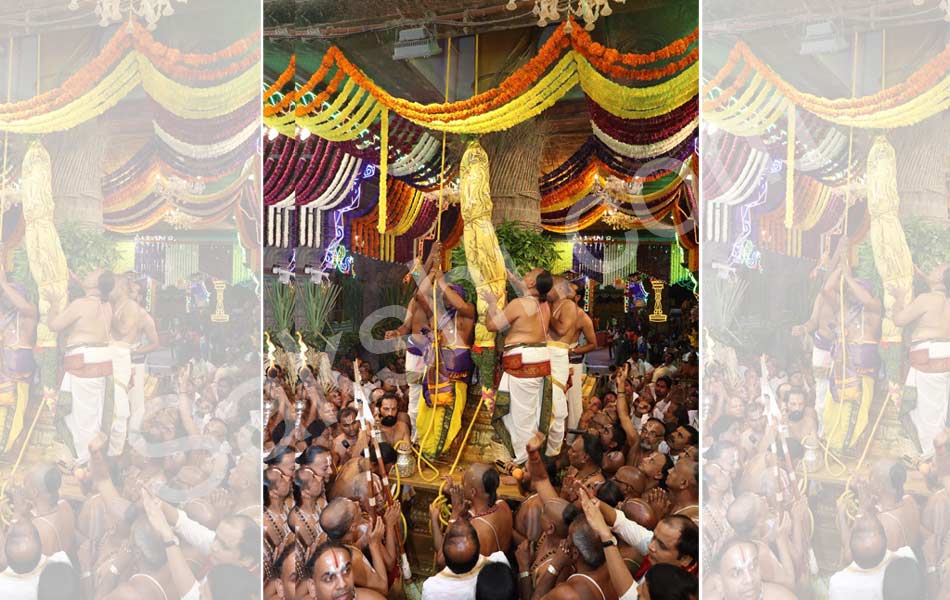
[5,521,41,574]
[541,498,571,537]
[25,463,60,503]
[614,466,648,498]
[320,498,357,543]
[726,493,762,537]
[851,516,887,569]
[620,498,659,531]
[464,463,500,505]
[443,517,480,575]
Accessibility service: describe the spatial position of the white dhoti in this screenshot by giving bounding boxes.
[567,361,584,434]
[546,343,570,456]
[907,341,950,456]
[109,346,132,457]
[61,347,113,463]
[498,345,549,465]
[405,349,427,442]
[128,362,147,436]
[812,334,834,436]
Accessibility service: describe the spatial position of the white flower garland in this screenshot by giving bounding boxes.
[153,119,258,159]
[591,117,698,159]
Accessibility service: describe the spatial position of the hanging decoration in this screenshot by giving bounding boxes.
[704,40,950,129]
[293,21,697,138]
[0,24,259,133]
[69,0,189,31]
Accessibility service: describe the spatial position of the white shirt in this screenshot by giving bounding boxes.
[828,547,916,600]
[174,509,215,556]
[0,551,70,600]
[421,551,509,600]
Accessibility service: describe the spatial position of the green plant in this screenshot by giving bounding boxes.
[266,279,296,335]
[340,277,364,331]
[10,222,119,302]
[302,281,341,349]
[451,221,558,275]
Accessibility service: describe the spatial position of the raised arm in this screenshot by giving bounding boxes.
[0,269,37,319]
[45,293,80,332]
[481,289,517,333]
[844,271,882,312]
[438,277,476,319]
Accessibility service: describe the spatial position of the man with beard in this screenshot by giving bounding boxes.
[375,393,409,447]
[333,407,368,466]
[303,541,386,600]
[785,388,818,443]
[717,538,797,600]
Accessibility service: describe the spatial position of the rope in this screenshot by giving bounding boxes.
[1,37,11,243]
[417,36,453,473]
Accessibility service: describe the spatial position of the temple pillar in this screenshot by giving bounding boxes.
[482,120,545,230]
[48,119,106,228]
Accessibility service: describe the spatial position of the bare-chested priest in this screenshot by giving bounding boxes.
[46,269,114,464]
[545,277,578,457]
[384,241,441,441]
[892,264,950,456]
[482,269,552,465]
[0,265,37,453]
[110,272,160,456]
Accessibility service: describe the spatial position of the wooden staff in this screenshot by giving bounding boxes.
[353,360,377,522]
[368,432,411,580]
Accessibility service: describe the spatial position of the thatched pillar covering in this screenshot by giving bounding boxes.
[482,119,546,230]
[49,119,106,228]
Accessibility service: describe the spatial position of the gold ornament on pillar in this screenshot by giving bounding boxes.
[507,0,622,31]
[648,279,667,323]
[21,141,69,348]
[210,279,229,322]
[866,136,913,343]
[459,139,507,351]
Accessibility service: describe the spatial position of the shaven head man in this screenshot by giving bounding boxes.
[462,463,511,555]
[4,521,42,574]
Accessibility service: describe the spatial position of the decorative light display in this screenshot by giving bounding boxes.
[648,279,668,323]
[210,279,229,323]
[585,277,594,312]
[728,168,772,270]
[322,164,376,276]
[327,244,355,275]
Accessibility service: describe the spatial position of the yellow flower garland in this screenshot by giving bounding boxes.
[292,50,698,137]
[0,51,258,133]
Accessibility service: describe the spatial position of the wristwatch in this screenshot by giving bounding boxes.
[601,536,617,548]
